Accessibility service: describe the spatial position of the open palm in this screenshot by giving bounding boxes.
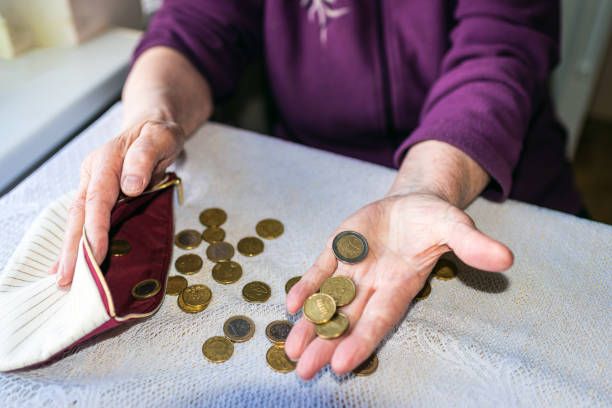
[285,192,513,380]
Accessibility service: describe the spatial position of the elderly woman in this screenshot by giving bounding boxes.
[51,0,582,380]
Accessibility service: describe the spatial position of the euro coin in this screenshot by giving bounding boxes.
[266,345,296,373]
[353,353,378,376]
[109,238,131,256]
[320,276,356,306]
[199,208,227,227]
[177,292,207,314]
[237,237,264,257]
[242,281,271,302]
[315,312,349,339]
[174,229,202,250]
[285,276,301,294]
[433,259,457,280]
[182,284,212,308]
[265,320,294,345]
[256,219,284,239]
[303,293,336,324]
[223,315,255,343]
[131,278,161,300]
[166,275,188,296]
[175,253,203,275]
[206,242,235,262]
[202,227,226,243]
[332,231,368,264]
[212,261,242,284]
[414,280,431,300]
[202,336,234,363]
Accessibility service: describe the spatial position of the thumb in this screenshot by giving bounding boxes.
[446,219,514,272]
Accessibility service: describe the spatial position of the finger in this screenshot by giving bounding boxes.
[447,220,513,272]
[56,172,89,288]
[331,278,419,374]
[284,317,316,361]
[83,154,121,264]
[121,121,182,196]
[293,278,375,380]
[286,247,337,314]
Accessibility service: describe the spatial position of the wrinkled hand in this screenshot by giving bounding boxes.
[50,120,185,289]
[285,192,513,380]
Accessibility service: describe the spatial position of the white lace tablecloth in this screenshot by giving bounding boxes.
[1,103,610,407]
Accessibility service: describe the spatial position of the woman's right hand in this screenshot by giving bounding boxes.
[50,119,186,289]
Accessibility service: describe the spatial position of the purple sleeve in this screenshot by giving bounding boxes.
[132,0,263,101]
[393,0,560,200]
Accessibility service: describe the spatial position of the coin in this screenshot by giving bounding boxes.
[242,281,272,302]
[202,336,234,363]
[166,275,188,296]
[199,208,227,227]
[202,227,226,243]
[255,219,284,239]
[175,253,203,275]
[332,231,368,264]
[206,242,234,262]
[212,261,242,284]
[174,229,202,250]
[414,280,431,300]
[266,345,296,373]
[433,259,457,280]
[353,353,378,376]
[177,292,207,314]
[237,237,264,257]
[109,238,131,256]
[265,320,294,345]
[285,276,301,294]
[315,312,349,339]
[223,315,255,343]
[320,276,356,306]
[182,284,212,307]
[131,278,161,300]
[303,293,336,324]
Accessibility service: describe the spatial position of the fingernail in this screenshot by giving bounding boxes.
[122,175,142,194]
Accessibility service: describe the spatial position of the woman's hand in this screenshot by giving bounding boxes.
[50,120,185,289]
[285,142,514,380]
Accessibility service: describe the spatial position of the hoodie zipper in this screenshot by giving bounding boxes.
[375,0,395,138]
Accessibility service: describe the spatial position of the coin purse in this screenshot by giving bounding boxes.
[0,173,183,371]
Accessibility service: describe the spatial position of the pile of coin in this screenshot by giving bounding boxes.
[264,320,296,373]
[202,315,256,363]
[303,275,356,339]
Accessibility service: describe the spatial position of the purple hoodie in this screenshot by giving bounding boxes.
[133,0,583,214]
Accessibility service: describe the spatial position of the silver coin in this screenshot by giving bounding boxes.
[175,229,202,249]
[223,315,255,342]
[266,320,294,345]
[332,231,369,264]
[206,242,235,262]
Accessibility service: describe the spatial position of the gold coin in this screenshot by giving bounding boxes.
[303,293,336,324]
[353,353,379,376]
[433,259,457,280]
[174,229,202,250]
[131,278,161,300]
[223,315,255,343]
[109,238,131,256]
[320,276,356,306]
[315,312,349,339]
[332,231,368,264]
[166,275,188,296]
[242,281,272,303]
[202,227,226,243]
[285,276,301,294]
[177,292,207,314]
[265,320,294,345]
[414,280,431,300]
[212,261,243,284]
[202,336,234,363]
[237,237,264,257]
[175,253,203,275]
[255,219,284,239]
[266,345,296,373]
[182,284,212,307]
[206,242,235,262]
[199,208,227,227]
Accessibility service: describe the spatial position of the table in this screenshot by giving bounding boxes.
[0,28,141,194]
[0,104,610,407]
